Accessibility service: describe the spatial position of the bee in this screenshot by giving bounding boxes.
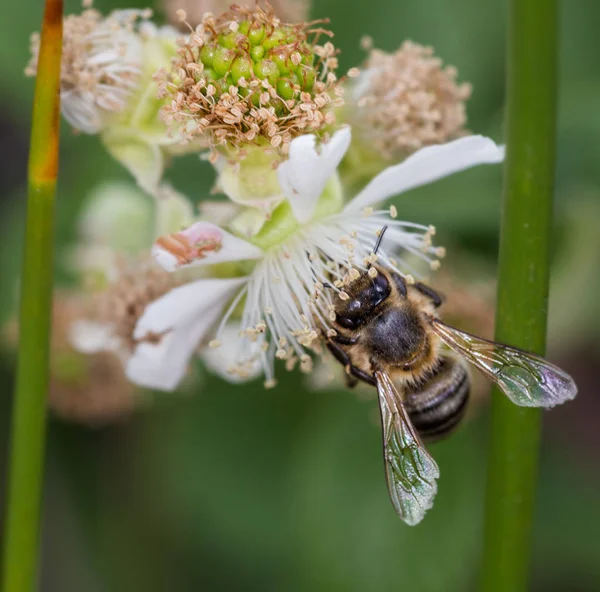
[323,229,577,526]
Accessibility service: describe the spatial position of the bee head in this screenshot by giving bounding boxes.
[334,271,391,330]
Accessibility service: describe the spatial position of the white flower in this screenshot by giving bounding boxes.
[122,130,503,390]
[26,8,183,194]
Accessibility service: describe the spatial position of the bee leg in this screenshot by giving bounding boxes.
[348,364,377,387]
[331,332,359,346]
[414,282,444,308]
[390,272,408,297]
[326,340,376,387]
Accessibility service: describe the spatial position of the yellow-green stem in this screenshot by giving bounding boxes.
[480,0,557,590]
[2,0,62,589]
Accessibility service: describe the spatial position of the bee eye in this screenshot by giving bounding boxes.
[373,272,390,296]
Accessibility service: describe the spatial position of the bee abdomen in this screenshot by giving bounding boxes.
[404,356,470,442]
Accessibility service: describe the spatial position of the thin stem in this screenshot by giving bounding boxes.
[480,0,557,591]
[1,0,62,589]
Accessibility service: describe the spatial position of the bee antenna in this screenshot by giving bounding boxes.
[365,225,389,273]
[372,225,388,257]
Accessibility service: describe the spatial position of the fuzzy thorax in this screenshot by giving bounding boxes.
[157,4,343,155]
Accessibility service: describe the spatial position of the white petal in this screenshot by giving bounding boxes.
[69,320,120,354]
[154,184,195,238]
[201,321,262,384]
[345,135,505,211]
[278,127,351,224]
[127,277,246,390]
[152,221,263,272]
[102,132,164,196]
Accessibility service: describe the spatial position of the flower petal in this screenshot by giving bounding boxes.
[278,127,351,224]
[102,131,164,196]
[69,320,120,354]
[201,321,262,384]
[154,184,195,238]
[345,135,505,211]
[127,277,246,390]
[152,221,263,272]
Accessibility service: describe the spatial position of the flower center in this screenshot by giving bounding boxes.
[158,4,343,153]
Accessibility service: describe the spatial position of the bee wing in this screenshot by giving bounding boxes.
[375,371,440,526]
[428,318,577,408]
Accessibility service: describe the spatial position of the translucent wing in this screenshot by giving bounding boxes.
[429,318,577,408]
[375,371,440,526]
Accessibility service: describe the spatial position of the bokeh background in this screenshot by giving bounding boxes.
[1,0,600,590]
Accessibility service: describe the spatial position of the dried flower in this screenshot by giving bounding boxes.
[157,3,342,155]
[348,40,472,161]
[3,294,139,425]
[26,7,155,133]
[164,0,310,29]
[70,257,182,357]
[26,4,186,194]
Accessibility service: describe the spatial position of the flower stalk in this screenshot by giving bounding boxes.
[2,0,62,588]
[481,0,557,590]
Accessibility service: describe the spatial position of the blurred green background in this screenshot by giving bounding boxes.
[1,0,600,590]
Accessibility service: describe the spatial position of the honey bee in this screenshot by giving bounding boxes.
[323,231,577,526]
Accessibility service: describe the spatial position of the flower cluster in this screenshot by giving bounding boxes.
[22,0,505,413]
[158,4,343,154]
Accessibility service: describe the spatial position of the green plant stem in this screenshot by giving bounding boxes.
[480,0,557,591]
[2,0,62,589]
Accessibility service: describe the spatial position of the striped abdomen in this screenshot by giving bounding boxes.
[404,355,470,442]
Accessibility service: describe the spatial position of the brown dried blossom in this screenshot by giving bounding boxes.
[354,40,472,159]
[3,294,139,425]
[164,0,310,30]
[91,259,181,352]
[25,6,153,133]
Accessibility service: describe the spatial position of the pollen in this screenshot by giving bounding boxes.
[338,291,350,301]
[351,40,472,160]
[367,267,378,278]
[209,339,222,348]
[389,205,398,219]
[157,3,342,154]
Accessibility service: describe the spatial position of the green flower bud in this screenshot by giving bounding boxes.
[270,50,292,75]
[213,46,235,76]
[277,78,295,100]
[231,55,253,83]
[254,59,279,85]
[200,45,215,67]
[250,45,265,61]
[248,24,265,45]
